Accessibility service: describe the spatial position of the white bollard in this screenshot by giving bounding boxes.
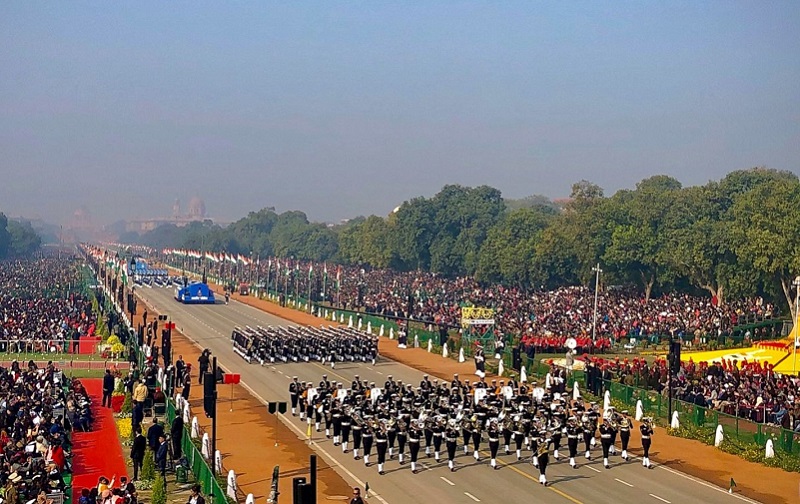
[226,470,237,500]
[191,416,200,439]
[246,495,255,504]
[520,366,527,383]
[380,325,385,337]
[442,342,449,358]
[367,321,372,334]
[573,382,580,401]
[498,359,505,377]
[671,410,680,429]
[215,449,223,473]
[635,400,644,421]
[202,433,210,459]
[714,425,724,447]
[459,348,465,363]
[389,327,394,339]
[414,334,419,348]
[340,313,345,323]
[348,315,353,328]
[427,339,432,353]
[765,439,775,458]
[603,390,611,412]
[183,401,191,424]
[358,318,363,331]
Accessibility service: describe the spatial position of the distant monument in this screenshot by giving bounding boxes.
[125,195,211,233]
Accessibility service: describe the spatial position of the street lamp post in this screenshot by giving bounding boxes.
[591,263,603,351]
[793,276,800,375]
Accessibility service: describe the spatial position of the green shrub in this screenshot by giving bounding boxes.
[121,393,133,416]
[142,449,155,481]
[152,473,167,504]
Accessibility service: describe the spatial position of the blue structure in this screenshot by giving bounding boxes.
[175,282,216,304]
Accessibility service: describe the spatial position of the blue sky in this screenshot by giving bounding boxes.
[1,1,798,224]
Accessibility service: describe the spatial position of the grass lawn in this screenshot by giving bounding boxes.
[0,352,106,362]
[63,369,108,379]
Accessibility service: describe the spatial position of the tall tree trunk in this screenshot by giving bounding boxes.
[781,276,796,324]
[641,270,654,301]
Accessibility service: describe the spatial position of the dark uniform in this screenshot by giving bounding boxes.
[640,420,654,468]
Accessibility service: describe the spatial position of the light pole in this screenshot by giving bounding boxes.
[591,263,603,347]
[793,276,800,375]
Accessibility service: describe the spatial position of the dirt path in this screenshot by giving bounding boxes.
[223,290,800,504]
[129,300,353,502]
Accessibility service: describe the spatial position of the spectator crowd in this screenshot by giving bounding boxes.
[220,259,777,347]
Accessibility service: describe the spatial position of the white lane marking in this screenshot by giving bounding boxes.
[628,455,760,504]
[615,478,633,487]
[586,466,601,473]
[440,477,455,486]
[240,381,391,504]
[374,370,383,374]
[649,494,670,503]
[464,492,480,502]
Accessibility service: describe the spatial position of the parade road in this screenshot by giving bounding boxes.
[138,286,762,504]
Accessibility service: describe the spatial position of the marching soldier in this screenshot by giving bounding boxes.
[487,419,501,470]
[445,420,459,472]
[340,407,352,454]
[618,410,631,461]
[599,418,613,469]
[362,421,374,466]
[375,424,388,475]
[352,414,363,460]
[408,421,422,474]
[535,431,551,486]
[640,417,654,468]
[566,415,581,468]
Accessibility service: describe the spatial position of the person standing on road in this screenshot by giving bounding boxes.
[198,349,210,385]
[349,487,364,504]
[289,377,300,416]
[130,426,146,481]
[102,369,115,408]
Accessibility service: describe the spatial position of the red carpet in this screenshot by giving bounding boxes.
[71,379,128,500]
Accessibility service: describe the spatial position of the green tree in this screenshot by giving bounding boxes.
[477,206,556,285]
[602,176,683,299]
[7,219,42,256]
[0,213,10,258]
[730,177,800,319]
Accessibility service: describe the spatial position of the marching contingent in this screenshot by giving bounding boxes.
[286,371,655,485]
[231,325,379,367]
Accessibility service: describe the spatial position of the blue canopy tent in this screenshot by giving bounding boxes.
[175,282,216,304]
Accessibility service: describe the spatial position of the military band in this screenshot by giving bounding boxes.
[288,372,656,484]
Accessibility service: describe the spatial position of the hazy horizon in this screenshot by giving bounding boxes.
[2,2,798,226]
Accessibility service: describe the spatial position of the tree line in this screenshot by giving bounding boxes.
[0,213,42,258]
[127,168,800,315]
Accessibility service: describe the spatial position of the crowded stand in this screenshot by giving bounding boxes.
[0,257,108,502]
[581,354,800,432]
[0,258,98,355]
[209,259,778,348]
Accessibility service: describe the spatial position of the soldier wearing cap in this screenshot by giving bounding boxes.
[289,376,300,416]
[619,410,632,461]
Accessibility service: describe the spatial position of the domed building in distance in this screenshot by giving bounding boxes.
[125,195,212,232]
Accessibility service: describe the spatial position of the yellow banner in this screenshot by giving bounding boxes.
[461,306,496,327]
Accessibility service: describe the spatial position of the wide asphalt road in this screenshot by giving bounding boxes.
[138,285,763,504]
